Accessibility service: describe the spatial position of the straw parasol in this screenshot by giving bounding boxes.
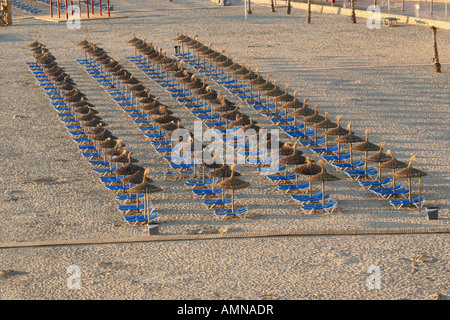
[207,163,242,201]
[313,112,337,147]
[392,156,427,202]
[325,116,350,155]
[228,114,253,128]
[216,164,250,212]
[303,106,325,142]
[121,170,152,188]
[351,129,380,174]
[294,157,322,192]
[291,98,314,128]
[376,150,408,192]
[128,168,163,219]
[306,160,340,205]
[366,142,390,182]
[334,123,364,163]
[279,141,306,180]
[27,35,41,48]
[111,150,139,166]
[279,142,295,156]
[254,75,274,101]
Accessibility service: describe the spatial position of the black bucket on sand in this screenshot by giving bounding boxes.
[425,206,439,220]
[148,223,160,235]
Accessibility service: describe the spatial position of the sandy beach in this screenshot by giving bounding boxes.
[0,0,449,300]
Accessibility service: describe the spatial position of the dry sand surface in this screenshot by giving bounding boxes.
[0,0,449,300]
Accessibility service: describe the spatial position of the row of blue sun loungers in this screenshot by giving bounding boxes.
[124,55,251,219]
[26,55,161,225]
[174,47,425,211]
[77,54,247,220]
[12,0,43,14]
[173,51,339,214]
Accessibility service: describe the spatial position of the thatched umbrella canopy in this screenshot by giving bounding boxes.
[291,98,314,127]
[279,142,295,156]
[185,75,204,90]
[232,62,249,80]
[279,141,306,181]
[228,114,253,128]
[122,170,152,187]
[113,160,145,177]
[273,84,294,103]
[294,157,322,191]
[147,104,172,117]
[208,163,241,179]
[263,80,284,105]
[351,129,380,174]
[334,123,364,163]
[280,90,302,117]
[111,150,139,165]
[303,106,325,142]
[392,156,428,202]
[377,150,408,190]
[207,163,242,201]
[160,120,183,133]
[325,116,350,155]
[313,112,337,147]
[28,35,41,48]
[366,142,390,182]
[128,168,163,217]
[199,86,218,101]
[142,99,165,114]
[306,160,340,205]
[139,94,158,104]
[74,105,98,116]
[82,118,105,129]
[97,137,118,150]
[92,129,117,143]
[86,123,108,136]
[216,164,250,212]
[254,75,274,101]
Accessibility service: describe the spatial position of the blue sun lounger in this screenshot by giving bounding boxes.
[185,178,215,187]
[291,191,330,204]
[301,200,338,214]
[267,173,296,184]
[277,182,310,194]
[192,188,222,199]
[332,159,364,170]
[203,197,234,209]
[371,186,409,199]
[390,196,425,209]
[214,206,249,220]
[322,152,351,164]
[359,177,392,189]
[123,207,160,226]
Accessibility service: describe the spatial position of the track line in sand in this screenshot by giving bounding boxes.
[1,227,449,249]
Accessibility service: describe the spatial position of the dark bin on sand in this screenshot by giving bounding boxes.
[148,223,160,235]
[425,206,439,220]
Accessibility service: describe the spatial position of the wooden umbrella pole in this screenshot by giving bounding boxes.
[65,0,68,19]
[99,0,102,15]
[50,0,53,17]
[107,0,110,17]
[408,177,412,201]
[393,168,396,192]
[86,0,89,18]
[418,173,422,212]
[71,0,73,15]
[57,0,60,18]
[231,189,235,212]
[91,0,94,15]
[322,181,325,205]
